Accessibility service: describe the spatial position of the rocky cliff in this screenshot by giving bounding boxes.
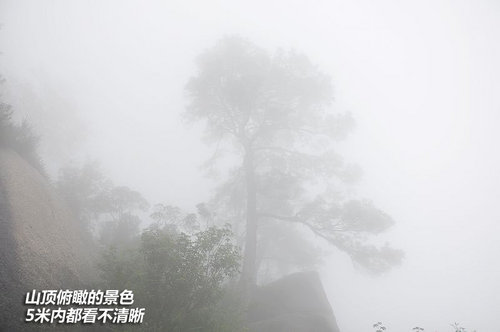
[248,271,341,332]
[0,148,97,330]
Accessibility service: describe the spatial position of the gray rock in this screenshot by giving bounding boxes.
[248,271,340,332]
[0,148,97,330]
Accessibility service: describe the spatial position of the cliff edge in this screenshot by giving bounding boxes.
[0,148,97,330]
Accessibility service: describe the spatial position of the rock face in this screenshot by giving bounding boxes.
[248,271,341,332]
[0,148,97,330]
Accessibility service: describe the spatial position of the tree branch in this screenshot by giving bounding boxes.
[258,211,347,242]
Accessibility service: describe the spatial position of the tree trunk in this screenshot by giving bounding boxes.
[240,148,258,295]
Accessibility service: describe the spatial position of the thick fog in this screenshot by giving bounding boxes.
[1,0,500,331]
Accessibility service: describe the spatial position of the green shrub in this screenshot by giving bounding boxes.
[99,221,244,331]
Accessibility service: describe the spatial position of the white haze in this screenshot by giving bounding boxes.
[1,0,500,331]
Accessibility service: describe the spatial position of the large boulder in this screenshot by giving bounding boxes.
[248,271,340,332]
[0,148,97,330]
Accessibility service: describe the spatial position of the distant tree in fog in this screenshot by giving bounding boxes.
[56,162,110,226]
[56,162,149,245]
[186,36,403,292]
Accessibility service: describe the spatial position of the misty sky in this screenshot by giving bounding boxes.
[1,1,500,331]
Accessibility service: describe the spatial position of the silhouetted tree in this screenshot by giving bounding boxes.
[186,36,403,292]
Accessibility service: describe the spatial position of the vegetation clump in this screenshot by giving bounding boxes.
[372,321,476,332]
[0,87,43,172]
[98,204,244,331]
